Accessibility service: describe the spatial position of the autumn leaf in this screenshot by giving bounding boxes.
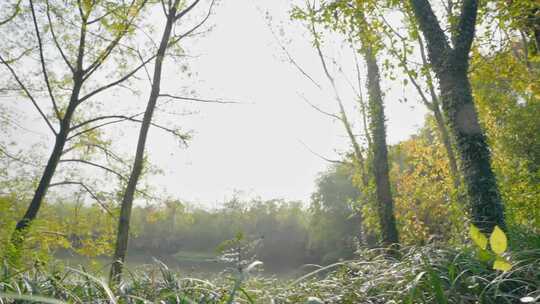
[493,257,512,272]
[470,224,487,250]
[489,226,507,255]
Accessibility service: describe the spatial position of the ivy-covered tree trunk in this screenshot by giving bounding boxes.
[363,47,399,246]
[438,67,505,232]
[410,0,505,233]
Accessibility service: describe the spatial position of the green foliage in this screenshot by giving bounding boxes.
[0,195,116,267]
[383,119,465,245]
[470,224,513,272]
[308,164,362,262]
[471,45,540,231]
[1,245,538,303]
[470,224,488,250]
[1,0,539,302]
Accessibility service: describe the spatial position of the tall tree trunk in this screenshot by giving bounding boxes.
[10,78,82,259]
[438,68,505,232]
[109,9,176,284]
[363,47,399,246]
[410,0,505,233]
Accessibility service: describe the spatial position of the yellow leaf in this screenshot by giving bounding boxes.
[489,226,507,255]
[470,224,487,250]
[493,258,512,272]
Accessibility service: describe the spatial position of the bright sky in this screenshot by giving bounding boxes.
[5,0,427,206]
[143,0,426,205]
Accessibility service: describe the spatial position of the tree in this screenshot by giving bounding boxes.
[309,164,361,262]
[1,0,152,257]
[322,1,400,245]
[110,0,217,283]
[408,0,505,233]
[360,40,400,246]
[292,0,399,246]
[377,10,461,189]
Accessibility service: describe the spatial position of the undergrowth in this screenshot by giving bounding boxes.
[0,246,538,303]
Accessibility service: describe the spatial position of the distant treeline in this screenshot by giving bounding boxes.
[0,171,360,268]
[2,94,539,268]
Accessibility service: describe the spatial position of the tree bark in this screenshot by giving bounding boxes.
[410,0,505,233]
[438,68,505,232]
[363,47,399,246]
[109,8,176,284]
[10,76,82,257]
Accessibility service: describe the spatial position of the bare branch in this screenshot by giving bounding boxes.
[377,9,406,41]
[49,180,116,217]
[266,18,322,90]
[46,0,75,72]
[298,139,348,165]
[305,7,367,179]
[78,54,156,104]
[158,94,245,104]
[86,143,128,165]
[67,114,144,140]
[417,33,441,108]
[74,0,88,73]
[351,41,372,148]
[174,0,201,22]
[67,113,189,144]
[170,0,216,45]
[70,112,145,131]
[29,0,61,120]
[378,11,435,110]
[59,158,127,180]
[298,93,341,120]
[0,145,41,167]
[0,0,21,26]
[87,4,119,25]
[83,0,148,78]
[137,49,153,85]
[76,0,85,21]
[0,54,57,135]
[62,143,127,167]
[160,0,169,18]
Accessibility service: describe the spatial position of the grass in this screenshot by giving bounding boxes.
[1,245,539,303]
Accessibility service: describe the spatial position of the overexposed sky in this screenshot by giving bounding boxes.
[144,0,426,205]
[3,0,427,206]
